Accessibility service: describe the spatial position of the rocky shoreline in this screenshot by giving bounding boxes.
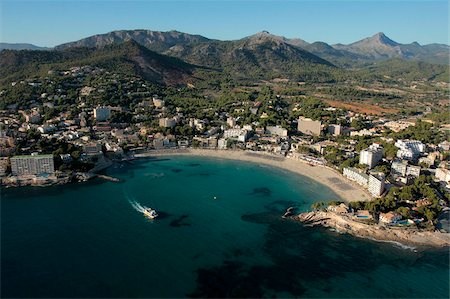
[294,211,450,248]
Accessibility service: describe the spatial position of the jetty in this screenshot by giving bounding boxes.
[282,207,296,218]
[97,174,121,182]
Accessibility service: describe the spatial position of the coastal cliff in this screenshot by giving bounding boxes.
[295,211,450,247]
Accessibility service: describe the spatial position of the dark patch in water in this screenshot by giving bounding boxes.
[264,200,300,213]
[192,253,203,260]
[187,172,214,177]
[186,163,201,167]
[229,248,254,258]
[249,187,272,197]
[155,211,171,220]
[148,158,171,162]
[187,261,267,298]
[171,168,183,173]
[191,211,443,298]
[170,215,191,227]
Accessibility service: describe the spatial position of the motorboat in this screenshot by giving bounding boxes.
[143,208,158,219]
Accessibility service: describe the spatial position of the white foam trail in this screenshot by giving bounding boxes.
[129,200,149,214]
[123,189,149,215]
[364,236,417,251]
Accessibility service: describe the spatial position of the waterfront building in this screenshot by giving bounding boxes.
[218,138,227,150]
[83,143,103,155]
[327,203,349,214]
[368,173,385,197]
[395,140,426,160]
[359,144,383,169]
[11,153,55,176]
[93,106,111,121]
[343,167,369,187]
[193,136,217,149]
[297,117,321,136]
[379,212,402,225]
[355,210,372,219]
[266,125,288,137]
[177,140,190,148]
[0,157,8,176]
[224,128,249,142]
[153,138,164,150]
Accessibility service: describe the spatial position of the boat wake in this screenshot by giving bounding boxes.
[129,199,148,214]
[123,189,154,216]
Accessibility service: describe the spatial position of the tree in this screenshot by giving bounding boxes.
[396,207,411,219]
[311,201,326,211]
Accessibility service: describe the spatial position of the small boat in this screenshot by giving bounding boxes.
[143,208,158,219]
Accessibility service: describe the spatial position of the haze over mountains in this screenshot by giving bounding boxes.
[1,29,448,86]
[0,43,50,51]
[45,29,450,66]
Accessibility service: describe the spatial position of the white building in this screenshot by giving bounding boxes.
[11,153,55,176]
[227,117,236,128]
[379,212,402,225]
[368,173,385,197]
[395,140,426,160]
[93,106,111,121]
[435,168,450,185]
[391,159,408,176]
[359,144,383,169]
[37,124,57,134]
[223,128,249,142]
[406,165,421,178]
[152,97,165,108]
[266,125,288,137]
[218,138,227,150]
[343,167,369,187]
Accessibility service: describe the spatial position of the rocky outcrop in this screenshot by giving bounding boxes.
[295,211,450,248]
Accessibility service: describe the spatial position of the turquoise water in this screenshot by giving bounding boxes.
[1,156,449,298]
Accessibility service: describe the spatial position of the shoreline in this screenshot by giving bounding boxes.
[135,148,371,203]
[295,211,450,248]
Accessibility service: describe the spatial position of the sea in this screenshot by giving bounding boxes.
[1,156,449,298]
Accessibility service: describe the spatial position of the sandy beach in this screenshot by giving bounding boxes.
[135,149,371,202]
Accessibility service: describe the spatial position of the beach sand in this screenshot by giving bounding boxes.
[135,149,372,202]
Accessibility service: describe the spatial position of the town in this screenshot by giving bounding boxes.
[0,64,449,232]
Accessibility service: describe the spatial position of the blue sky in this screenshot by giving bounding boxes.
[0,0,448,47]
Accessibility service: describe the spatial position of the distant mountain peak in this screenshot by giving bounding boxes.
[370,32,399,46]
[248,31,278,40]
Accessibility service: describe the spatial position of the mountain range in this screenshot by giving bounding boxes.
[0,43,50,51]
[47,30,450,66]
[1,29,448,86]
